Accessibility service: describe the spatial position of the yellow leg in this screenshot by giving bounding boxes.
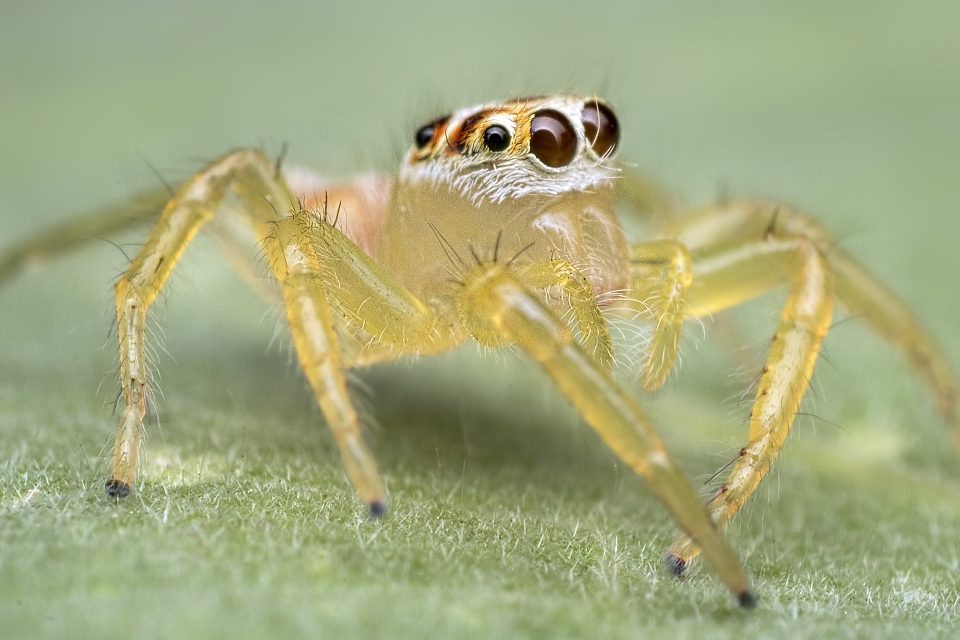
[457,262,755,607]
[0,188,168,286]
[299,205,447,368]
[521,259,614,369]
[830,249,960,450]
[261,213,386,511]
[628,240,694,390]
[263,209,446,509]
[676,200,960,455]
[667,236,833,569]
[656,199,959,568]
[251,208,446,510]
[109,150,291,496]
[108,149,442,516]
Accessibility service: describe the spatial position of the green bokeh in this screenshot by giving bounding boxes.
[1,1,959,638]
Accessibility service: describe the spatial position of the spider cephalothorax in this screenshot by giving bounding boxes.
[384,96,631,312]
[3,94,957,610]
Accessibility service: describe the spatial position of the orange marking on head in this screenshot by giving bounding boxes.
[453,110,493,152]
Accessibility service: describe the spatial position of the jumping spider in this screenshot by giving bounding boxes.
[3,94,957,608]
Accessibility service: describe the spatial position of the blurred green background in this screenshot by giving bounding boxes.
[1,1,959,638]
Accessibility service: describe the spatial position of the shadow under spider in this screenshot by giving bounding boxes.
[155,343,635,501]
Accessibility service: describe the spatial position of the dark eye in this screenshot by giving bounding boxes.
[529,110,576,167]
[483,125,510,152]
[581,101,619,157]
[415,123,435,149]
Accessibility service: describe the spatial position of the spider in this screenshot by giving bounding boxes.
[2,94,957,608]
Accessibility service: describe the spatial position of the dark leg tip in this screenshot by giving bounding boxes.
[368,500,387,519]
[105,478,131,498]
[665,554,686,577]
[738,589,758,609]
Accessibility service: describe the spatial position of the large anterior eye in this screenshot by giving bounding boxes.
[581,101,619,157]
[529,110,576,167]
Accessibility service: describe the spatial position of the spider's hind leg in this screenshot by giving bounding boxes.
[0,189,169,287]
[668,233,833,567]
[830,248,960,450]
[663,199,959,567]
[676,200,960,455]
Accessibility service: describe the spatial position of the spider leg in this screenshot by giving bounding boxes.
[628,240,693,389]
[830,249,960,448]
[666,233,833,569]
[227,203,444,511]
[258,209,444,513]
[109,150,293,496]
[457,261,755,607]
[657,198,958,567]
[297,206,447,368]
[262,212,388,508]
[0,188,168,287]
[108,149,441,517]
[675,200,960,452]
[521,259,614,369]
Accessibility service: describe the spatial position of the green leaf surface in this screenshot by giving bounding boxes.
[2,2,959,638]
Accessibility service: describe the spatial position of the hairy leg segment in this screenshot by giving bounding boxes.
[105,150,443,516]
[108,150,294,496]
[630,199,960,569]
[457,261,756,605]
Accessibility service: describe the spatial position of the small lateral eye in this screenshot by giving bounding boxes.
[581,101,619,157]
[483,125,510,152]
[529,110,576,168]
[415,123,435,149]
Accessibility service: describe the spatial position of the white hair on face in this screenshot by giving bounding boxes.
[402,156,620,206]
[398,96,620,206]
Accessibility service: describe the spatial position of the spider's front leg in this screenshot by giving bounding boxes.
[260,208,444,512]
[107,149,441,516]
[109,150,292,497]
[456,262,755,607]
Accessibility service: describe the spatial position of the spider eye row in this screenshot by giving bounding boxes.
[483,125,510,152]
[529,110,576,167]
[581,101,618,158]
[414,115,449,150]
[413,100,619,167]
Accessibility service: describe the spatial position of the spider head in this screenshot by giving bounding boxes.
[400,95,621,205]
[384,96,630,305]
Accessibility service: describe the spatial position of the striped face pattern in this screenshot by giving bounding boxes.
[399,96,621,204]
